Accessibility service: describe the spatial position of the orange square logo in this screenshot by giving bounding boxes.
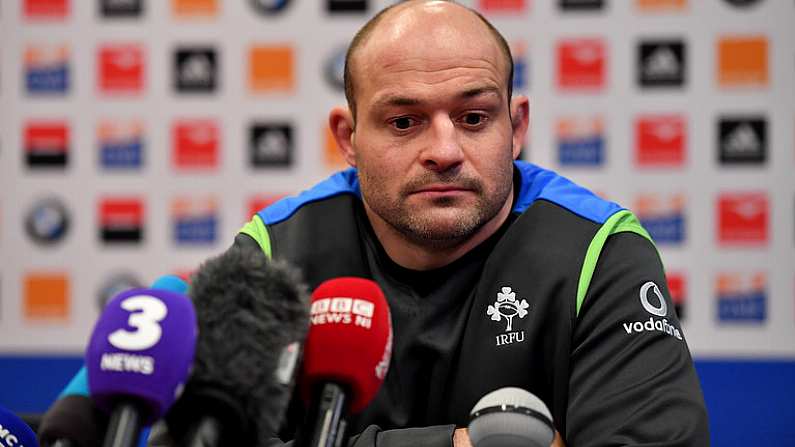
[24,273,69,321]
[718,36,768,88]
[172,0,217,17]
[249,46,294,93]
[635,0,686,11]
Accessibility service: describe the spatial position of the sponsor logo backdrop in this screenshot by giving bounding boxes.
[1,0,793,359]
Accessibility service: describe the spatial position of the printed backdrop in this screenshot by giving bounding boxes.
[1,0,793,362]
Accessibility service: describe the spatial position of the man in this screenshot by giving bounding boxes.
[239,1,709,446]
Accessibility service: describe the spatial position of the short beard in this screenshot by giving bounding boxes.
[360,167,513,249]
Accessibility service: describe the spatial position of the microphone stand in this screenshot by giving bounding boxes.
[300,383,348,447]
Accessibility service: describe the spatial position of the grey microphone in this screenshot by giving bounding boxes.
[468,387,555,447]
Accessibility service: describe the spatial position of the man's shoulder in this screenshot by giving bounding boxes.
[513,160,623,226]
[256,168,361,226]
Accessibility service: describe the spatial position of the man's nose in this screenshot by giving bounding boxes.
[419,114,464,172]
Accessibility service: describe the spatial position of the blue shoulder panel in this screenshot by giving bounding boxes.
[258,168,361,225]
[257,162,621,227]
[513,161,623,224]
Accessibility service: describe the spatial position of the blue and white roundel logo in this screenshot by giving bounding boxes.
[324,45,347,92]
[25,197,70,244]
[249,0,291,14]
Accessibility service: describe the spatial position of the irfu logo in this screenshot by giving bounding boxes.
[487,287,529,332]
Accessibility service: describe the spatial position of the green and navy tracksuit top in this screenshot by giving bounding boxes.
[239,160,709,447]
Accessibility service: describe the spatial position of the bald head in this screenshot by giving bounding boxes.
[344,0,514,122]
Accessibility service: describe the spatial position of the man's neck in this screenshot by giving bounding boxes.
[363,189,515,271]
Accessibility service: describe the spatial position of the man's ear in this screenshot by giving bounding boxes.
[509,96,530,160]
[329,106,357,167]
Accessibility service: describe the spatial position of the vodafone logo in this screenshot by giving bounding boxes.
[310,297,374,329]
[639,281,667,317]
[623,281,682,341]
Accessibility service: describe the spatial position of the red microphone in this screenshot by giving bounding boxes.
[297,277,393,447]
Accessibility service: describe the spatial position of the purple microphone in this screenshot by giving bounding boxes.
[86,287,197,447]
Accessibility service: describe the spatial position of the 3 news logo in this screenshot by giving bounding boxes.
[556,116,605,167]
[248,122,293,167]
[638,39,685,88]
[171,196,219,245]
[635,193,686,245]
[716,272,766,323]
[174,47,217,93]
[25,44,69,95]
[25,120,69,169]
[99,119,144,170]
[718,116,766,165]
[100,0,143,18]
[99,197,144,244]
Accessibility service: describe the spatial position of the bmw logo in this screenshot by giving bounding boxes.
[250,0,291,14]
[324,45,347,92]
[25,197,70,245]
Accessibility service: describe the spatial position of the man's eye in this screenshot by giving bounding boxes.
[391,117,415,130]
[463,113,485,126]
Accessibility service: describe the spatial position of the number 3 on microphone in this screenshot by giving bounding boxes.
[108,295,168,351]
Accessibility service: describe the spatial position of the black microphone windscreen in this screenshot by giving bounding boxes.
[166,242,310,446]
[38,395,108,447]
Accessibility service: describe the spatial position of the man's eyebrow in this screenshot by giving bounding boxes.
[372,86,502,110]
[458,86,501,99]
[372,95,422,109]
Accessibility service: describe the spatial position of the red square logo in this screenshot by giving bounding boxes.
[24,0,69,20]
[478,0,527,13]
[98,44,144,94]
[173,119,219,170]
[557,39,605,91]
[24,120,69,167]
[635,115,686,167]
[99,197,145,243]
[717,192,768,245]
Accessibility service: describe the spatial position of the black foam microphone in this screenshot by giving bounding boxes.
[165,243,310,447]
[38,394,107,447]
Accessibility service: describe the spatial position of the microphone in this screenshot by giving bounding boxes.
[86,284,197,447]
[0,404,39,447]
[38,276,190,447]
[467,387,554,447]
[164,243,310,447]
[296,277,393,447]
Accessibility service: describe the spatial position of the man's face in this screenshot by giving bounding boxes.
[348,4,522,246]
